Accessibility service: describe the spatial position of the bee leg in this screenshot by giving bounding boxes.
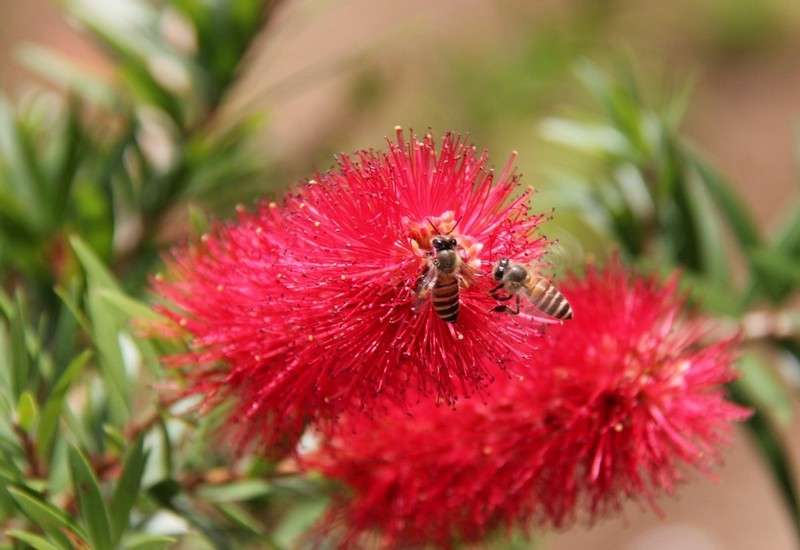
[493,293,513,302]
[492,296,521,315]
[489,282,505,294]
[506,297,521,315]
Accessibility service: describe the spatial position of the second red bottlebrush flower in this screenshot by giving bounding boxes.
[304,259,751,548]
[152,128,554,453]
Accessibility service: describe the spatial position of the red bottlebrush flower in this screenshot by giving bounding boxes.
[152,128,552,454]
[304,259,750,548]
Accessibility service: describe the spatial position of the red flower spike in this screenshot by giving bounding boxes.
[152,128,553,454]
[304,259,750,548]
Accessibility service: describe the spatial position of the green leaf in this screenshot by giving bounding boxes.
[5,530,66,550]
[122,535,177,550]
[10,292,32,400]
[749,204,800,302]
[197,479,273,503]
[68,444,113,550]
[8,486,83,548]
[683,163,730,286]
[70,234,120,291]
[96,288,163,322]
[774,203,800,254]
[110,436,149,546]
[71,236,131,422]
[188,204,211,235]
[16,390,39,433]
[38,350,92,464]
[272,495,329,549]
[683,147,762,251]
[0,97,49,232]
[731,382,800,543]
[737,351,793,427]
[750,248,800,289]
[215,502,268,536]
[679,272,742,316]
[538,118,630,156]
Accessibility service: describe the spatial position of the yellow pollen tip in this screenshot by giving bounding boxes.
[179,318,187,326]
[340,275,347,280]
[299,203,306,209]
[216,285,224,292]
[269,201,277,208]
[394,125,402,131]
[235,204,245,213]
[276,273,283,279]
[308,179,317,185]
[308,334,314,342]
[200,233,209,242]
[457,333,464,340]
[314,221,321,227]
[256,227,263,234]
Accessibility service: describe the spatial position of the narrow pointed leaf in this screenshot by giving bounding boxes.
[109,436,148,546]
[737,351,793,427]
[70,235,119,291]
[96,288,163,322]
[197,479,274,502]
[6,530,66,550]
[16,390,38,433]
[10,293,31,400]
[683,148,762,250]
[38,350,92,461]
[683,165,730,285]
[68,444,113,550]
[8,486,82,548]
[731,383,800,543]
[751,248,800,288]
[123,535,177,550]
[215,502,269,537]
[272,496,329,548]
[71,236,131,421]
[774,203,800,254]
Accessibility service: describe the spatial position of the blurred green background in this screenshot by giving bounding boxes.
[2,0,800,548]
[3,0,799,230]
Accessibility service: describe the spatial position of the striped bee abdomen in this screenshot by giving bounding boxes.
[528,277,573,320]
[432,274,459,323]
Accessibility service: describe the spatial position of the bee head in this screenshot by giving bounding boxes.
[432,235,457,251]
[493,258,510,281]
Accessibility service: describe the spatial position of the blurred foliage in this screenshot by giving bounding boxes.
[1,1,328,548]
[1,0,276,314]
[0,0,798,548]
[537,60,800,539]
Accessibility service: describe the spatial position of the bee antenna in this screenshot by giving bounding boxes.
[428,216,463,236]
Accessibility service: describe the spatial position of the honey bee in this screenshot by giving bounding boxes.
[490,258,573,320]
[416,234,462,323]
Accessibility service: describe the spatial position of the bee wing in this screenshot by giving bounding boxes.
[415,259,438,300]
[457,260,479,288]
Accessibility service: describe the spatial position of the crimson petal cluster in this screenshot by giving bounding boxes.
[305,259,750,548]
[153,128,552,453]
